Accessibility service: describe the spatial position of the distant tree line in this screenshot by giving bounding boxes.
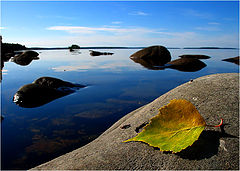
[1,41,27,70]
[1,42,27,55]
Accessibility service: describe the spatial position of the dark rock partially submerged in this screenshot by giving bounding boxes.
[222,56,239,65]
[33,77,85,89]
[13,77,85,108]
[166,58,206,72]
[179,54,211,59]
[130,46,171,66]
[90,50,114,56]
[12,50,39,66]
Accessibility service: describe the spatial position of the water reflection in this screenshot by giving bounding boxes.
[1,53,13,69]
[1,51,15,75]
[131,56,207,72]
[89,50,114,56]
[70,49,81,55]
[130,57,165,70]
[179,54,211,59]
[13,77,86,108]
[2,49,238,170]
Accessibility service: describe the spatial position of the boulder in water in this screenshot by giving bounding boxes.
[222,56,239,65]
[166,58,206,72]
[13,77,86,108]
[12,50,39,66]
[130,46,171,65]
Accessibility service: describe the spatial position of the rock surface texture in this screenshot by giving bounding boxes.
[32,73,239,170]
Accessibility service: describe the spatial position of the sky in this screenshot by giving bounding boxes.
[1,1,239,48]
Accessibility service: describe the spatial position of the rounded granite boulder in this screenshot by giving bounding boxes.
[13,77,86,108]
[166,58,206,72]
[130,46,171,66]
[12,50,39,66]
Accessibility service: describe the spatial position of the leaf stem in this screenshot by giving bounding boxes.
[206,118,223,127]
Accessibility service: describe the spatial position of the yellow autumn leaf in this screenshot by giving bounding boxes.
[124,99,206,153]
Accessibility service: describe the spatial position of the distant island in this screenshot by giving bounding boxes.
[27,46,238,50]
[183,47,238,49]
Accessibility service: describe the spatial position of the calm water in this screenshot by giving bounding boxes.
[1,48,239,169]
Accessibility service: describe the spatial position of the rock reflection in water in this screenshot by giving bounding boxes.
[13,77,86,108]
[131,56,206,72]
[89,50,114,56]
[130,57,165,70]
[179,54,211,59]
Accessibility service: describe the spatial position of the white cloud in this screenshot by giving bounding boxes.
[9,24,237,48]
[195,22,221,31]
[208,22,220,25]
[47,26,95,34]
[0,27,6,30]
[129,11,149,16]
[195,26,220,31]
[46,31,200,47]
[36,15,75,20]
[46,25,159,35]
[112,21,122,24]
[13,31,238,48]
[181,9,213,19]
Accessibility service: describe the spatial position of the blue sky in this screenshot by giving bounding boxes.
[1,1,239,47]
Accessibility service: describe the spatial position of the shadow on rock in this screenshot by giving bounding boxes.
[166,58,206,72]
[89,50,114,56]
[12,50,39,66]
[176,127,238,160]
[222,56,239,65]
[13,77,86,108]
